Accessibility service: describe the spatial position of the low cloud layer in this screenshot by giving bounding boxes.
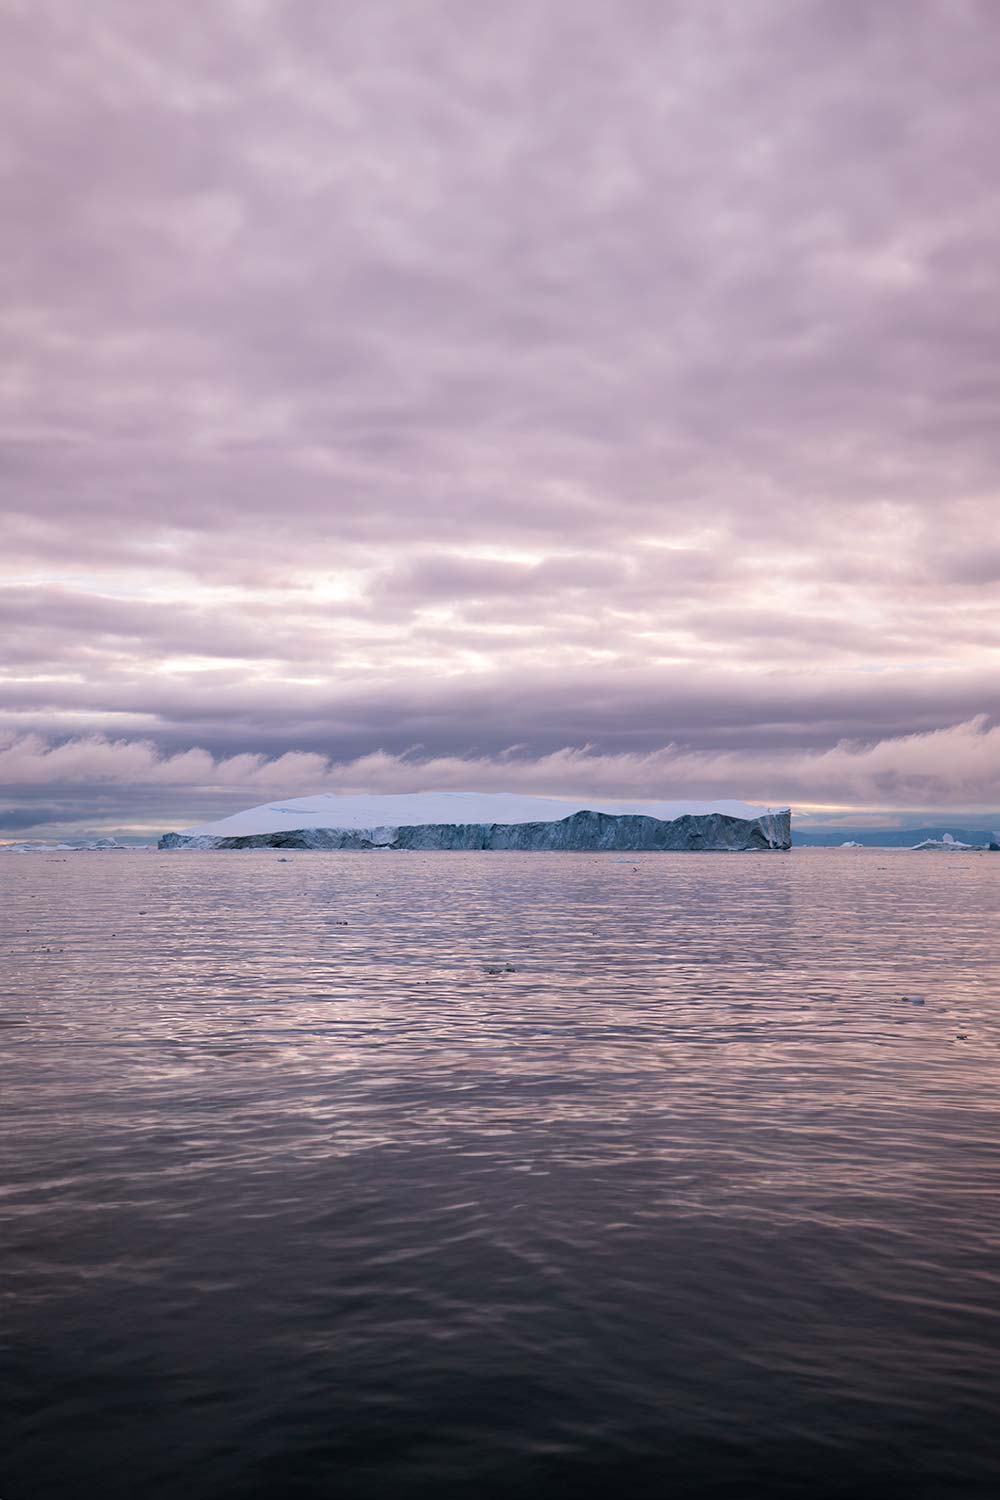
[3,2,999,832]
[3,719,999,837]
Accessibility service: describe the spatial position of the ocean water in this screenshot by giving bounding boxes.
[3,849,1000,1499]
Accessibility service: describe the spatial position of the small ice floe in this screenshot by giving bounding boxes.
[911,833,974,851]
[483,964,517,975]
[899,994,926,1005]
[839,841,863,848]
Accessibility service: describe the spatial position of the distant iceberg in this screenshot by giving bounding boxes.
[159,793,792,853]
[1,837,131,854]
[911,833,974,851]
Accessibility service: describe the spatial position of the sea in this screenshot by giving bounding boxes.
[4,849,1000,1498]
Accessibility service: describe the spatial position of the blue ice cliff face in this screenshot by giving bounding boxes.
[159,808,792,851]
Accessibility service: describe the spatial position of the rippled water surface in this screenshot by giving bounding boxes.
[4,849,1000,1498]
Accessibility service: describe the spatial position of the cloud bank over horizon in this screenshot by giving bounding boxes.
[3,1,999,833]
[3,718,1000,838]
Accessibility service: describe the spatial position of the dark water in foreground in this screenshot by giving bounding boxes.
[3,849,1000,1499]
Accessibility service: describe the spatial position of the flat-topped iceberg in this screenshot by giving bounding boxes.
[159,794,791,852]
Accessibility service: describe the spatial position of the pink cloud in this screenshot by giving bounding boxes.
[3,717,999,817]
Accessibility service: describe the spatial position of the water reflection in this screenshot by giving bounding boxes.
[4,850,1000,1497]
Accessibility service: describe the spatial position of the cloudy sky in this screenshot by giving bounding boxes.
[3,0,1000,837]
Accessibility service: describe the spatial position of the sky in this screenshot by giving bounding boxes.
[3,0,1000,838]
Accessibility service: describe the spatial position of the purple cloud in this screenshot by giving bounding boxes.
[2,1,999,833]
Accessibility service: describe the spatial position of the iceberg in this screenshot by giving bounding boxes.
[159,794,791,852]
[911,833,974,851]
[1,837,131,854]
[168,791,776,840]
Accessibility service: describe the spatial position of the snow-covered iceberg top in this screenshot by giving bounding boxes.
[177,792,778,840]
[160,794,792,852]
